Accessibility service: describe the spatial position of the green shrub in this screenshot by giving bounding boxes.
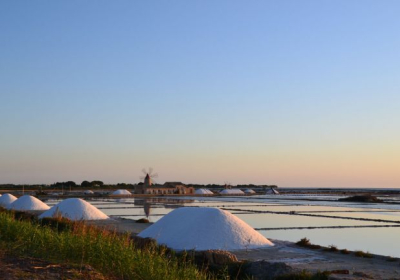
[136,218,150,223]
[354,250,373,258]
[296,238,321,249]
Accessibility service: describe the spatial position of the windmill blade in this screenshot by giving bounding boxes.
[142,168,147,175]
[140,176,145,180]
[151,173,158,178]
[149,167,153,175]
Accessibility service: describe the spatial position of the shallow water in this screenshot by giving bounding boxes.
[45,195,400,257]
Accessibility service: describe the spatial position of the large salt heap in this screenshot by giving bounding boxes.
[8,195,50,211]
[0,194,17,208]
[39,198,109,220]
[111,189,132,195]
[195,188,213,195]
[138,207,273,251]
[220,189,245,195]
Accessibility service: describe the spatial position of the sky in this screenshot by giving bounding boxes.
[1,1,399,187]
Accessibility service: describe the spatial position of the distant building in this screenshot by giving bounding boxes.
[134,179,194,195]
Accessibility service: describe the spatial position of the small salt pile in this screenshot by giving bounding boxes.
[39,198,109,220]
[0,193,17,208]
[84,190,94,195]
[220,189,245,195]
[138,207,273,251]
[266,188,279,195]
[111,189,132,195]
[244,189,256,194]
[8,195,50,211]
[195,188,213,195]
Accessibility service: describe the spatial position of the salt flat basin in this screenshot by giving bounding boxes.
[41,195,400,257]
[234,239,400,280]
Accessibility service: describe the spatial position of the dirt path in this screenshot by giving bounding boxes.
[0,249,110,280]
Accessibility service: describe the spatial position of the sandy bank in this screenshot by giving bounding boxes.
[234,239,400,279]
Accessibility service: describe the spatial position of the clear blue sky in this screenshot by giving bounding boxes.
[1,1,399,187]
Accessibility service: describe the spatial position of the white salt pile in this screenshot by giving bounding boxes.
[84,190,94,195]
[8,195,50,211]
[39,198,109,220]
[266,188,279,195]
[244,189,256,194]
[111,189,132,195]
[220,189,245,195]
[0,193,17,208]
[138,207,273,251]
[195,188,213,195]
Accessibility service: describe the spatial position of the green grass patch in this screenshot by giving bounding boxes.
[275,270,330,280]
[0,210,215,280]
[354,250,373,258]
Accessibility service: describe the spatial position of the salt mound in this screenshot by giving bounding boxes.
[195,188,213,195]
[220,189,245,195]
[244,189,256,194]
[266,188,279,195]
[84,190,94,195]
[8,195,50,211]
[0,194,17,208]
[39,198,109,220]
[112,189,132,195]
[138,207,273,251]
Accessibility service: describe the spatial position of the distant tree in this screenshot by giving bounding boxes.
[91,181,104,187]
[81,181,91,188]
[65,181,76,188]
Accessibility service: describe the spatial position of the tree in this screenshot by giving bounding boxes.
[91,181,104,187]
[81,181,91,188]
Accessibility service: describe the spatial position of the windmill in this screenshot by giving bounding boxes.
[140,168,158,187]
[144,201,151,218]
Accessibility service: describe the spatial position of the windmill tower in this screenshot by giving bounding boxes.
[144,173,152,187]
[141,168,158,189]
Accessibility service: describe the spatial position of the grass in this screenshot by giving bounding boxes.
[340,249,350,254]
[386,256,397,262]
[354,250,373,258]
[295,238,321,250]
[323,245,338,252]
[0,210,217,280]
[275,270,330,280]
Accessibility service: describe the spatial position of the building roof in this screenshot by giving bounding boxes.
[164,182,184,185]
